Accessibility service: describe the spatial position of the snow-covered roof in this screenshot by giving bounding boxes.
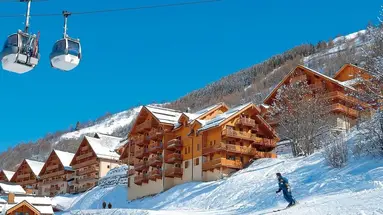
[14,196,52,205]
[0,182,25,194]
[54,150,75,171]
[94,133,124,150]
[25,160,44,177]
[188,103,224,120]
[146,105,183,124]
[34,205,54,214]
[198,103,252,132]
[0,171,14,181]
[85,136,120,160]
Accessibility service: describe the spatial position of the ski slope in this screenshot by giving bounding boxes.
[54,134,383,215]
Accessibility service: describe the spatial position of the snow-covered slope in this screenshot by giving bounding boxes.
[53,129,383,215]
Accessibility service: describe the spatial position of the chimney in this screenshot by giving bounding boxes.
[8,193,15,204]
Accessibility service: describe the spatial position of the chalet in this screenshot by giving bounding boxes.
[69,135,121,193]
[38,150,75,197]
[10,160,44,195]
[262,64,372,132]
[123,103,277,200]
[0,193,54,215]
[0,171,15,183]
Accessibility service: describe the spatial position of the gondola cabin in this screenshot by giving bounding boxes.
[50,37,81,71]
[0,30,40,74]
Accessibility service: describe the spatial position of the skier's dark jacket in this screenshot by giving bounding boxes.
[277,176,290,192]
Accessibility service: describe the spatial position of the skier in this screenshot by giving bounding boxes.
[275,173,296,208]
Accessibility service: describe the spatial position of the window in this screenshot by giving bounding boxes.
[184,147,188,154]
[227,155,236,161]
[185,161,189,169]
[107,165,110,169]
[213,140,216,145]
[128,178,131,187]
[195,158,200,166]
[197,144,200,151]
[188,146,191,154]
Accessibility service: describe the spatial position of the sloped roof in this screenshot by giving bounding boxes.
[333,64,369,80]
[146,105,183,124]
[0,171,15,181]
[185,102,228,121]
[198,103,253,132]
[0,182,25,194]
[85,136,120,160]
[25,159,44,177]
[263,65,355,105]
[54,150,75,170]
[94,133,125,150]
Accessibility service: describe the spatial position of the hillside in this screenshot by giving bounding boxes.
[52,128,383,215]
[0,29,369,171]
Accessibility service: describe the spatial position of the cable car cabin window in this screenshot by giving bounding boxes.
[68,40,80,56]
[3,34,18,48]
[53,40,66,52]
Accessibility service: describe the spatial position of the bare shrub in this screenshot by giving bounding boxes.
[323,135,348,168]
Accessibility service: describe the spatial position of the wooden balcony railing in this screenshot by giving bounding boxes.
[134,161,149,172]
[132,135,147,146]
[42,177,64,185]
[18,179,37,185]
[330,103,359,118]
[203,142,258,156]
[236,117,257,128]
[253,138,277,149]
[40,170,65,179]
[72,158,98,169]
[222,129,258,141]
[134,174,149,185]
[76,175,99,183]
[165,153,182,164]
[253,151,277,159]
[165,139,182,151]
[202,158,243,171]
[44,186,60,192]
[164,167,183,178]
[136,120,152,133]
[76,152,93,161]
[148,141,162,153]
[324,92,369,108]
[77,166,99,176]
[46,164,59,171]
[148,129,164,140]
[17,173,31,179]
[148,169,162,181]
[135,147,149,159]
[148,155,163,167]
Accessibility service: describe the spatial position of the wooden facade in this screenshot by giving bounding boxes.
[5,201,40,215]
[10,159,44,195]
[38,150,75,197]
[262,64,373,131]
[0,170,15,182]
[124,103,278,200]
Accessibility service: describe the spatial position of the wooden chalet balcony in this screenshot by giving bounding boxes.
[236,117,257,128]
[42,177,64,185]
[290,74,307,83]
[132,135,148,146]
[148,169,162,181]
[165,139,182,151]
[148,141,162,153]
[72,158,98,169]
[46,164,59,171]
[18,179,37,185]
[148,155,162,167]
[203,143,258,156]
[77,166,99,176]
[136,120,152,133]
[134,174,149,185]
[148,129,164,140]
[253,138,277,149]
[40,170,65,180]
[76,174,99,183]
[330,103,359,118]
[164,167,183,178]
[44,186,60,193]
[164,153,182,164]
[128,169,135,176]
[17,173,31,179]
[324,92,369,108]
[76,152,93,161]
[134,160,149,172]
[221,129,258,142]
[202,158,243,171]
[135,147,149,159]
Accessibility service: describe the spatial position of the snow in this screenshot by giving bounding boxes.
[94,133,124,150]
[54,150,75,170]
[54,128,383,215]
[198,103,251,132]
[85,136,120,160]
[146,105,182,124]
[59,107,141,141]
[14,196,52,205]
[34,205,54,214]
[0,182,25,194]
[25,159,44,177]
[1,171,14,181]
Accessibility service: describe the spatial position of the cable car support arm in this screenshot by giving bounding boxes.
[63,11,71,38]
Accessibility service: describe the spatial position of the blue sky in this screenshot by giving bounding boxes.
[0,0,381,152]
